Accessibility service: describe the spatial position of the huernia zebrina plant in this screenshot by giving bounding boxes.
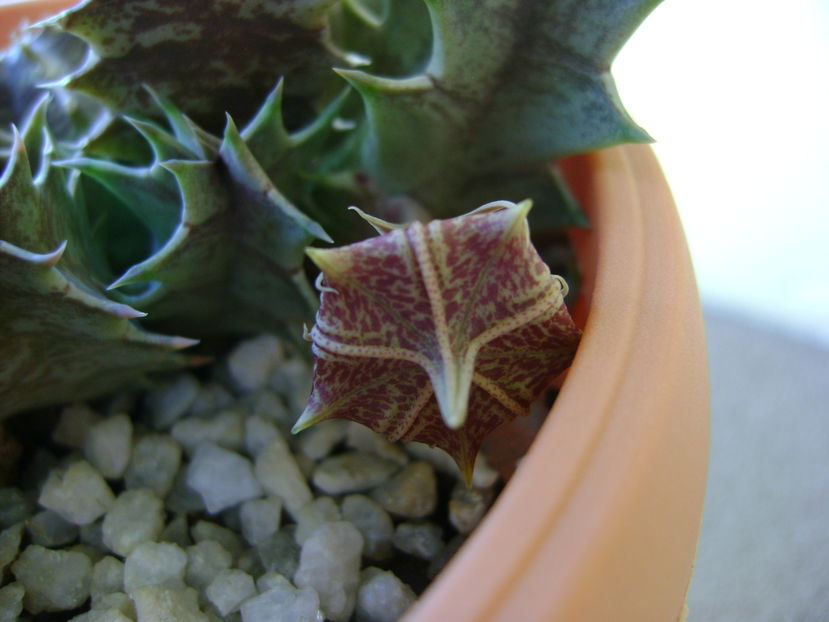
[0,0,659,475]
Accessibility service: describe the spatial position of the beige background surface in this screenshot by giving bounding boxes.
[688,308,829,621]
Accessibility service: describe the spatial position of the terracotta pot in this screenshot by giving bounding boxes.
[405,144,709,622]
[0,3,709,619]
[0,0,75,47]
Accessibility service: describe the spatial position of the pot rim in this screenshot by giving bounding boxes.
[405,144,709,622]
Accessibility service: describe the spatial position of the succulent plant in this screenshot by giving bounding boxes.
[0,0,658,469]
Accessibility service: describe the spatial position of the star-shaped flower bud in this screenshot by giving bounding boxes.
[293,200,581,481]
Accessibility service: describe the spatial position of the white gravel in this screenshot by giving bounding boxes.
[3,333,502,621]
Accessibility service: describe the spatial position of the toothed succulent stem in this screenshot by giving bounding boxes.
[0,0,658,468]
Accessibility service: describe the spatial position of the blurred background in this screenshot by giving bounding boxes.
[614,0,829,620]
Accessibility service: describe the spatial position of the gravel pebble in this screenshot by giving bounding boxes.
[0,582,24,622]
[0,522,24,572]
[240,579,323,622]
[186,444,262,514]
[355,567,416,622]
[297,420,347,461]
[256,528,300,577]
[90,556,124,603]
[124,434,182,497]
[268,358,311,415]
[69,607,133,622]
[124,541,188,592]
[239,496,282,545]
[227,335,284,392]
[205,568,256,616]
[312,451,399,495]
[405,442,499,488]
[244,415,279,458]
[84,414,133,479]
[190,382,235,417]
[294,521,364,622]
[294,497,341,545]
[160,512,192,548]
[371,462,437,519]
[392,522,443,560]
[341,495,394,561]
[255,432,312,516]
[146,373,201,430]
[131,585,207,622]
[449,484,493,534]
[172,410,246,455]
[0,488,31,528]
[39,460,115,525]
[27,509,79,547]
[345,423,408,465]
[191,520,245,562]
[11,544,92,613]
[185,540,233,592]
[52,404,101,449]
[102,488,164,556]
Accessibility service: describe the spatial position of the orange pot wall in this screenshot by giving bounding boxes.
[0,4,708,619]
[0,0,76,47]
[405,145,709,622]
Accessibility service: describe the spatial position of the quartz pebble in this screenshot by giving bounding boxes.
[345,423,408,465]
[131,585,207,622]
[166,470,206,515]
[27,509,79,547]
[91,591,134,617]
[255,432,312,516]
[53,404,101,449]
[312,451,399,495]
[297,419,347,461]
[227,335,283,392]
[190,382,235,417]
[84,414,133,479]
[0,582,24,622]
[449,484,493,534]
[124,434,182,497]
[124,541,188,592]
[240,579,323,622]
[90,556,125,603]
[80,520,106,550]
[392,522,444,560]
[102,488,164,556]
[186,443,262,514]
[256,528,300,577]
[294,497,341,544]
[0,487,31,528]
[239,496,282,545]
[341,495,394,561]
[268,358,311,415]
[355,567,416,622]
[294,521,364,622]
[11,544,92,613]
[39,460,114,525]
[249,390,292,429]
[69,608,133,622]
[205,568,256,616]
[160,512,192,548]
[405,442,499,488]
[192,520,245,561]
[371,462,437,519]
[146,373,200,430]
[0,523,24,572]
[185,540,233,591]
[244,415,279,458]
[172,410,246,455]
